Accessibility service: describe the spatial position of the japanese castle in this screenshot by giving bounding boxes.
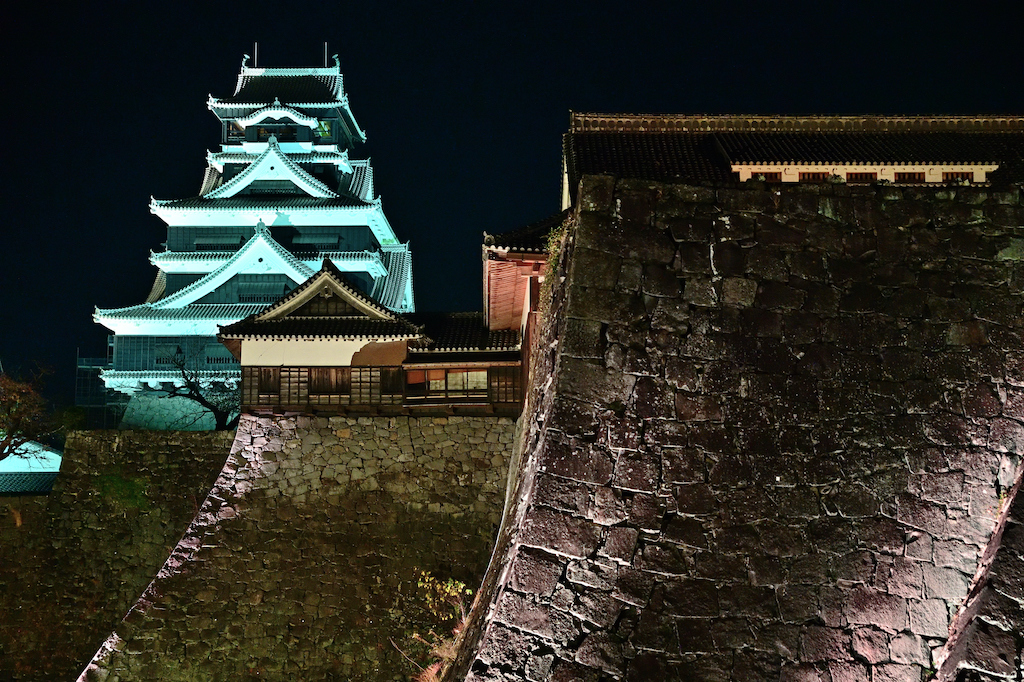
[92,56,415,429]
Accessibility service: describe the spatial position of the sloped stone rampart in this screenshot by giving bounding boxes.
[451,179,1023,681]
[936,462,1024,680]
[0,430,233,682]
[79,414,514,680]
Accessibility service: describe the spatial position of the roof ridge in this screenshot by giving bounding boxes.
[570,113,1024,133]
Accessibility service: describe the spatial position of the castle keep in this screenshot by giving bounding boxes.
[92,57,415,429]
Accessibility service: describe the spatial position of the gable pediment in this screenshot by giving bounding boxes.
[204,138,337,199]
[235,101,319,130]
[257,266,393,322]
[152,228,313,309]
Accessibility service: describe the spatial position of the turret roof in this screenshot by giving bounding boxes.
[484,209,570,253]
[208,56,366,143]
[407,312,521,353]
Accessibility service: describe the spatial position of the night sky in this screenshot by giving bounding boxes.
[4,2,1022,405]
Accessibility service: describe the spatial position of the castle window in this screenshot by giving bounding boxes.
[846,172,877,183]
[760,172,782,182]
[257,125,297,142]
[408,368,488,400]
[895,172,926,183]
[943,171,973,182]
[445,370,488,397]
[226,122,245,143]
[489,367,521,403]
[799,172,829,182]
[315,120,335,142]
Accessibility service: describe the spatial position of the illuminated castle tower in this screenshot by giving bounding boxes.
[93,55,415,428]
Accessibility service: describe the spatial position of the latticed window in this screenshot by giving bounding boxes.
[846,172,877,183]
[895,172,926,183]
[799,172,829,182]
[445,370,488,397]
[489,367,521,403]
[406,368,492,400]
[350,368,376,403]
[943,171,973,182]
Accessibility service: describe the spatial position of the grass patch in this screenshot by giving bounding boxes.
[96,473,150,510]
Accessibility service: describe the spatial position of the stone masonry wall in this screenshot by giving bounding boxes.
[450,178,1023,682]
[80,414,515,681]
[0,430,233,682]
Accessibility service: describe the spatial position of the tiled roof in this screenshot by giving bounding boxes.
[484,209,570,253]
[208,150,351,167]
[717,131,1018,164]
[564,114,1024,187]
[151,196,373,210]
[220,76,340,104]
[348,161,373,201]
[372,247,414,313]
[409,312,521,352]
[101,369,238,382]
[97,304,265,320]
[570,113,1024,133]
[0,472,59,494]
[565,132,735,185]
[220,316,420,338]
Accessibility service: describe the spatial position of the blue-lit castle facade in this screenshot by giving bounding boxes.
[92,56,415,429]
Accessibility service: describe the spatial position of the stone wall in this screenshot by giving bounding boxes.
[450,178,1023,681]
[0,430,233,682]
[80,414,515,681]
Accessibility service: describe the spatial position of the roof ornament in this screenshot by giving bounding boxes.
[241,54,250,68]
[273,97,281,106]
[255,220,269,237]
[333,54,341,69]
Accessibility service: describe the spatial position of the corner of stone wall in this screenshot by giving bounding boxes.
[446,180,1024,682]
[1,429,234,682]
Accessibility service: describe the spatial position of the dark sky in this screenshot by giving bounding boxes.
[3,2,1022,405]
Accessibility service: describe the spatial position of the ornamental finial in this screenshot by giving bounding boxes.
[241,54,250,68]
[255,220,269,236]
[333,54,340,69]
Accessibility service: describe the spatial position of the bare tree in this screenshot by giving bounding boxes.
[0,372,55,462]
[163,354,240,431]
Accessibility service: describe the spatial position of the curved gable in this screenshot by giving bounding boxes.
[236,101,319,129]
[152,227,313,309]
[204,138,337,199]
